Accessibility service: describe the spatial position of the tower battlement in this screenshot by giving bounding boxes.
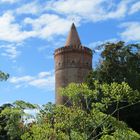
[54,45,92,56]
[54,46,92,71]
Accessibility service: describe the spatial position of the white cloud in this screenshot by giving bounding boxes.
[129,1,140,14]
[16,2,41,15]
[104,0,129,19]
[0,0,137,43]
[120,22,140,41]
[0,12,36,42]
[29,77,54,89]
[1,0,19,3]
[45,0,131,22]
[7,0,133,22]
[38,71,51,78]
[9,75,34,84]
[0,11,74,43]
[46,0,104,17]
[9,71,55,90]
[7,0,131,43]
[24,14,72,39]
[0,43,22,59]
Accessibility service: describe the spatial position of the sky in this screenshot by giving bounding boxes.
[0,0,140,105]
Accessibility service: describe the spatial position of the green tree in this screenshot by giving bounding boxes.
[0,104,13,140]
[21,82,140,140]
[0,101,37,140]
[86,41,140,132]
[0,71,9,81]
[89,41,140,91]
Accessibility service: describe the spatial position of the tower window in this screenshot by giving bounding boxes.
[71,60,75,64]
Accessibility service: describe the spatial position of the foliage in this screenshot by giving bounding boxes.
[1,82,140,139]
[86,41,140,132]
[21,82,140,140]
[0,101,37,140]
[0,107,24,139]
[91,41,140,91]
[13,100,38,110]
[0,71,9,81]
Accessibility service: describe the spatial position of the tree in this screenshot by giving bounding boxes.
[86,41,140,132]
[0,104,13,140]
[0,71,9,81]
[0,101,37,140]
[21,82,140,140]
[89,41,140,91]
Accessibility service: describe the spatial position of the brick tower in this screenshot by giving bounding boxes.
[54,23,92,105]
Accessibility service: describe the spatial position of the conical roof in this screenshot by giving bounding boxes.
[65,23,81,47]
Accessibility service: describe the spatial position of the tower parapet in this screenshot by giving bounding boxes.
[54,23,93,105]
[54,46,92,71]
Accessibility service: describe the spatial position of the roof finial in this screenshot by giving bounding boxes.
[65,23,81,47]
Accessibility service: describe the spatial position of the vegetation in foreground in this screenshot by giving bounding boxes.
[0,41,140,140]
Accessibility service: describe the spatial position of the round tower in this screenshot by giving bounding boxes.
[54,23,92,105]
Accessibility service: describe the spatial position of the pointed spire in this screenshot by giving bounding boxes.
[65,23,81,47]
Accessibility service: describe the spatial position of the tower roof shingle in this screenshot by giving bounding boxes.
[65,23,81,47]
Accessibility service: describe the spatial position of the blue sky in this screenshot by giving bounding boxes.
[0,0,140,105]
